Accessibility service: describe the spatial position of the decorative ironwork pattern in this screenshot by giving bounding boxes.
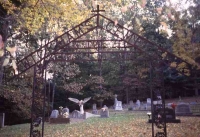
[2,5,194,137]
[30,66,45,137]
[151,64,167,137]
[5,7,191,81]
[7,15,97,80]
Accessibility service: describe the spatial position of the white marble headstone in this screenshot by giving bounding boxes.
[50,110,59,118]
[147,98,151,104]
[62,107,69,114]
[93,104,97,110]
[146,98,151,110]
[114,95,123,110]
[92,103,98,114]
[136,100,140,107]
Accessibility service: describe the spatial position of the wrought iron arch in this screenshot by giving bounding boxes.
[3,5,192,137]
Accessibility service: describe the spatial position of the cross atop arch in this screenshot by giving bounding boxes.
[91,5,105,14]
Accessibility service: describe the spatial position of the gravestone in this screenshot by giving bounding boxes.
[114,95,123,110]
[146,98,151,110]
[0,113,5,128]
[129,100,134,107]
[103,105,108,109]
[147,98,151,104]
[62,107,69,114]
[92,103,98,114]
[136,100,140,106]
[190,103,200,116]
[135,100,140,110]
[140,102,146,110]
[70,110,84,119]
[175,103,192,116]
[49,109,70,124]
[50,110,59,118]
[115,101,123,110]
[100,106,109,118]
[167,103,173,108]
[129,100,134,110]
[165,108,176,119]
[149,108,180,123]
[190,102,197,105]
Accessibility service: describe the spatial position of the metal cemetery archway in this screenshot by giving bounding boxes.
[5,5,191,137]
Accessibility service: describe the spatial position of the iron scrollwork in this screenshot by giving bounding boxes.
[153,91,166,137]
[31,117,42,137]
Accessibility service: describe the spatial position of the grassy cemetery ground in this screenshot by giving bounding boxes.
[0,110,200,137]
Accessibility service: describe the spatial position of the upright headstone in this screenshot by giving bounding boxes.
[114,94,123,110]
[167,103,173,108]
[62,107,69,118]
[62,107,69,114]
[147,98,151,104]
[189,103,200,116]
[100,105,109,118]
[136,100,140,106]
[129,100,134,110]
[92,103,98,114]
[70,110,84,119]
[146,98,151,110]
[49,108,70,124]
[148,108,180,123]
[0,113,5,128]
[136,100,141,109]
[103,105,108,109]
[50,110,59,118]
[175,103,192,116]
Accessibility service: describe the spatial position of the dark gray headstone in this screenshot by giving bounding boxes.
[155,108,176,120]
[100,109,109,118]
[149,108,180,123]
[164,108,175,119]
[0,113,5,128]
[175,103,192,116]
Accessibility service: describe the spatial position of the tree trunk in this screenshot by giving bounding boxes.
[126,89,129,105]
[194,73,199,96]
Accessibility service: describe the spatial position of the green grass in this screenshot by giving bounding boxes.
[0,111,200,137]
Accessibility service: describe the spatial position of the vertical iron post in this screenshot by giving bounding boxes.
[42,70,47,137]
[48,79,51,121]
[52,82,55,111]
[150,62,154,137]
[162,74,167,136]
[30,65,36,136]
